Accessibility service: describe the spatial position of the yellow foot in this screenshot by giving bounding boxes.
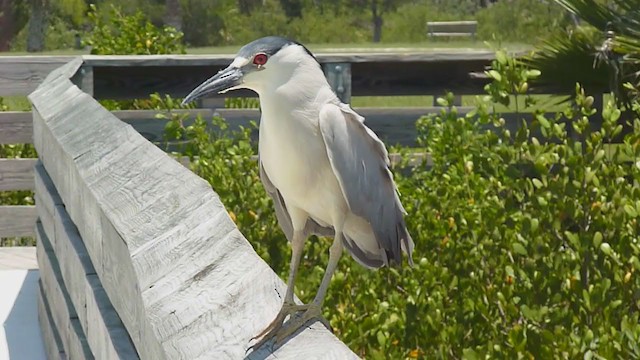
[273,303,330,344]
[248,303,330,352]
[248,302,310,351]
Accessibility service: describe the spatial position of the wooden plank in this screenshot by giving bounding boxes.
[35,160,139,359]
[82,52,503,99]
[31,72,166,360]
[85,274,140,360]
[36,221,94,360]
[0,103,559,150]
[0,158,36,191]
[54,203,139,360]
[0,111,32,144]
[0,56,74,97]
[0,246,37,270]
[4,53,564,103]
[33,162,63,219]
[37,280,67,360]
[323,63,351,103]
[81,51,500,66]
[113,107,557,148]
[0,205,36,238]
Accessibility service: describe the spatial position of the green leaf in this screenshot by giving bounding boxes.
[505,266,515,277]
[488,70,502,82]
[593,232,603,247]
[462,348,479,360]
[512,243,528,256]
[530,218,539,233]
[624,204,638,218]
[526,69,541,78]
[436,97,448,107]
[532,178,544,189]
[565,231,580,247]
[537,114,550,128]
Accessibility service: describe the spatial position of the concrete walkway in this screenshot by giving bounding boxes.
[0,247,46,360]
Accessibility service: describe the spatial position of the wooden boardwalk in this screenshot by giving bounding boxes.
[0,247,46,360]
[0,247,37,270]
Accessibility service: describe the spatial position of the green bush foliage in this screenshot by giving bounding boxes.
[161,51,640,358]
[83,4,186,55]
[384,2,473,43]
[476,0,569,43]
[10,15,79,51]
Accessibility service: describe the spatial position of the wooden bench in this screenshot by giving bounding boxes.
[427,21,478,40]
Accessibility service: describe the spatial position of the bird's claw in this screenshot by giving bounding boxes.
[273,304,328,344]
[247,303,328,352]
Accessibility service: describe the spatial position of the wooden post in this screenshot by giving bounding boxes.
[323,62,352,104]
[71,65,94,97]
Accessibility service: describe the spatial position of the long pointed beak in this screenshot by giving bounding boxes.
[181,66,243,105]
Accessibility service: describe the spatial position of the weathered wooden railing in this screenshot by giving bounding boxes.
[0,52,607,241]
[0,51,502,240]
[30,58,358,359]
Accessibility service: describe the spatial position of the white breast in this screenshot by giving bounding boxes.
[258,100,347,226]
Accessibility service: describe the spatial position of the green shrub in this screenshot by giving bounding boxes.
[383,2,473,43]
[180,0,228,46]
[476,0,569,43]
[163,50,640,358]
[219,1,291,45]
[288,7,368,44]
[10,15,79,51]
[83,4,186,55]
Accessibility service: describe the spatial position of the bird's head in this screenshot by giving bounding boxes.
[182,36,319,105]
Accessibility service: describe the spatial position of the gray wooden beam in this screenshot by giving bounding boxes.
[72,65,94,96]
[37,279,67,360]
[323,63,351,103]
[0,56,75,97]
[36,221,94,360]
[0,112,32,144]
[0,205,36,238]
[0,158,36,191]
[35,161,139,359]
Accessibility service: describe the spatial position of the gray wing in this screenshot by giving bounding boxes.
[258,158,334,241]
[318,103,414,266]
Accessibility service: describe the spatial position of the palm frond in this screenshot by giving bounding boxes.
[555,0,640,37]
[525,0,640,113]
[524,27,609,94]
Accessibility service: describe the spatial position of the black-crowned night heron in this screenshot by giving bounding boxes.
[182,36,414,348]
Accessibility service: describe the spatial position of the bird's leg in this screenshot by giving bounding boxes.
[251,229,308,344]
[272,231,344,344]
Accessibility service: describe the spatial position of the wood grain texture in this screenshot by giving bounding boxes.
[85,274,140,360]
[0,158,36,191]
[31,59,359,359]
[36,221,94,360]
[0,105,565,150]
[80,51,502,66]
[55,198,139,359]
[0,205,36,238]
[0,111,32,144]
[0,246,37,270]
[37,279,67,360]
[0,56,74,96]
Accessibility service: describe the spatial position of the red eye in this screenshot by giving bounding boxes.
[253,53,268,66]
